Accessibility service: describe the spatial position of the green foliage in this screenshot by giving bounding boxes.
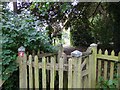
[1,7,57,83]
[69,17,93,46]
[2,71,19,90]
[30,2,71,22]
[29,2,72,42]
[96,76,118,89]
[64,3,94,46]
[108,2,120,52]
[18,2,120,51]
[91,14,113,47]
[70,24,93,47]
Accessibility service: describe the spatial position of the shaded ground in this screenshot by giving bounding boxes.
[63,45,87,55]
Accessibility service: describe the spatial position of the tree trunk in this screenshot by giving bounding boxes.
[13,2,17,13]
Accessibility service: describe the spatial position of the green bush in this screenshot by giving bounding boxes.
[1,8,57,89]
[91,14,113,48]
[96,76,118,89]
[70,22,93,47]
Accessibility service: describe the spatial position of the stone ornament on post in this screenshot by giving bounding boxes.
[18,46,25,57]
[71,50,82,57]
[90,43,98,47]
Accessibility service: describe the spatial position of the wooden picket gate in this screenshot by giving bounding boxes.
[96,49,120,88]
[17,45,95,89]
[17,43,120,89]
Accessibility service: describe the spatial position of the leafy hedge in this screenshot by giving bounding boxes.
[1,7,57,89]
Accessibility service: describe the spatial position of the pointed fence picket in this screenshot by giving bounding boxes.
[28,55,33,88]
[18,51,90,89]
[68,58,72,88]
[18,44,120,89]
[34,56,39,88]
[97,49,120,89]
[97,49,102,81]
[50,56,55,88]
[59,57,64,89]
[42,57,46,88]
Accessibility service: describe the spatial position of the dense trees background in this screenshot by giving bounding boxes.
[14,2,120,51]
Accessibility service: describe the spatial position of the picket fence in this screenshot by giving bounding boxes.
[17,43,120,89]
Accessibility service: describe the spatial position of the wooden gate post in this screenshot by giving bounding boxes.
[18,54,27,89]
[90,43,97,88]
[18,46,27,89]
[71,50,82,88]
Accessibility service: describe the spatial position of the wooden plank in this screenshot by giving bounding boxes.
[103,50,108,80]
[53,55,57,81]
[97,54,118,62]
[28,61,89,78]
[37,50,40,56]
[98,49,102,55]
[50,56,55,88]
[34,55,39,88]
[29,61,89,76]
[98,60,101,81]
[68,58,73,88]
[90,44,97,88]
[82,70,88,77]
[104,50,108,55]
[72,57,78,88]
[28,55,33,88]
[42,57,46,88]
[103,61,108,80]
[83,77,85,88]
[59,57,64,89]
[88,54,92,88]
[19,56,23,89]
[77,57,82,88]
[84,57,89,88]
[86,57,89,70]
[83,76,88,88]
[19,54,27,88]
[81,59,87,70]
[110,62,114,80]
[97,49,102,82]
[22,54,27,88]
[111,50,115,56]
[46,57,50,87]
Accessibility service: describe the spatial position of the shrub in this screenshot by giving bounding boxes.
[1,7,57,89]
[96,76,118,89]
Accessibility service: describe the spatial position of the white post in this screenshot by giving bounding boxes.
[90,43,97,88]
[71,50,82,88]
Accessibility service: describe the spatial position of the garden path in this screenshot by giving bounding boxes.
[63,45,87,55]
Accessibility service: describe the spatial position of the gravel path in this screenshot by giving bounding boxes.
[63,45,87,55]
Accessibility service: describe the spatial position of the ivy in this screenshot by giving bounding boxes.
[1,7,57,83]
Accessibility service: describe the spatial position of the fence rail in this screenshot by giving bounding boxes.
[18,49,91,89]
[17,43,120,89]
[96,49,120,88]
